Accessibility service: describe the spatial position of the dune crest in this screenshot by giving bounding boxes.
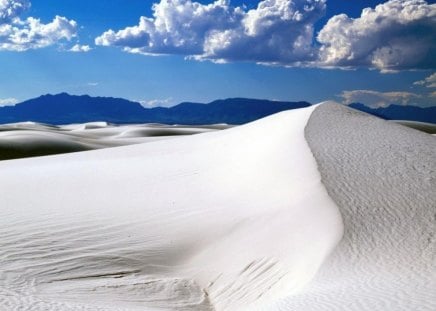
[261,103,435,310]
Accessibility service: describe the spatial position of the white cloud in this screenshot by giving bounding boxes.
[0,0,77,51]
[87,82,98,86]
[200,0,326,63]
[414,72,436,88]
[69,44,92,52]
[0,0,29,23]
[139,97,174,108]
[95,0,436,71]
[317,0,436,71]
[0,97,18,106]
[340,90,422,108]
[96,0,244,56]
[96,0,326,64]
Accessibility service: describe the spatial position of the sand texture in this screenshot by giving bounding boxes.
[265,103,435,311]
[0,106,342,310]
[1,103,434,310]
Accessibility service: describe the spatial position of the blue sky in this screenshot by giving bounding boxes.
[0,0,435,107]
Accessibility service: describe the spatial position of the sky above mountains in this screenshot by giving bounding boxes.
[0,0,435,108]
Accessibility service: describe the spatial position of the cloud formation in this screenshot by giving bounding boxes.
[96,0,326,64]
[340,90,422,108]
[317,0,436,72]
[96,0,436,71]
[96,0,244,56]
[0,0,77,51]
[0,97,18,106]
[69,44,92,52]
[414,72,436,88]
[139,97,174,108]
[199,0,325,63]
[0,0,29,23]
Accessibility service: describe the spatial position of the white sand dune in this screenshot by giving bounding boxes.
[392,120,436,134]
[1,104,434,310]
[0,106,343,310]
[0,122,226,160]
[258,103,436,310]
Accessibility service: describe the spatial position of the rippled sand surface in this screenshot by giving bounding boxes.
[260,103,436,310]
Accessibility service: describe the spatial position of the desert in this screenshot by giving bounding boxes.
[1,103,435,310]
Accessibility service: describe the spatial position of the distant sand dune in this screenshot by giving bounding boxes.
[0,122,227,160]
[392,120,436,134]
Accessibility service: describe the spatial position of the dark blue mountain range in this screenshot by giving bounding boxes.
[0,93,434,125]
[0,93,310,125]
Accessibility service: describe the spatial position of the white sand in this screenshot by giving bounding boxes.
[2,103,434,310]
[0,105,343,310]
[259,103,435,310]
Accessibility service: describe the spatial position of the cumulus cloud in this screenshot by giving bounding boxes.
[317,0,436,71]
[414,72,436,88]
[200,0,325,63]
[0,97,18,106]
[0,0,77,51]
[96,0,326,64]
[69,44,92,52]
[0,0,29,23]
[95,0,436,70]
[96,0,245,56]
[340,90,422,108]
